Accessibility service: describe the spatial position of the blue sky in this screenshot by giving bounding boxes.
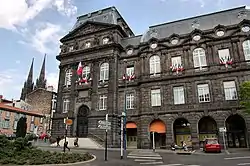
[0,0,249,100]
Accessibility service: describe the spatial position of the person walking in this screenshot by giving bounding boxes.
[74,137,79,147]
[64,141,70,152]
[56,136,60,147]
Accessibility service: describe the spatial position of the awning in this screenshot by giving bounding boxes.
[126,122,137,129]
[149,120,166,133]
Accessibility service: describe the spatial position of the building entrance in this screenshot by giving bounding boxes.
[149,119,166,149]
[173,118,191,146]
[126,122,137,148]
[76,105,89,137]
[226,114,247,148]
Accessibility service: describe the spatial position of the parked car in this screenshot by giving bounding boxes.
[203,138,221,153]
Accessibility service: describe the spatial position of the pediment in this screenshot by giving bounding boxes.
[60,21,116,42]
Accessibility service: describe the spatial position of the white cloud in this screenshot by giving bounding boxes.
[19,22,64,54]
[0,69,26,99]
[15,60,21,64]
[0,0,77,30]
[46,72,59,92]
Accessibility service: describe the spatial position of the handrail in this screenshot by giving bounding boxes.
[89,132,105,143]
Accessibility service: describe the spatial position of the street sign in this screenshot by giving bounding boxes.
[98,120,111,130]
[219,127,227,132]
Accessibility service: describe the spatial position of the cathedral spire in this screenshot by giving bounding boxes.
[35,54,46,89]
[20,58,34,100]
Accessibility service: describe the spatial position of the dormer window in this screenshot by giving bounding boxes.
[85,42,91,48]
[193,35,201,41]
[242,25,250,33]
[102,37,109,44]
[69,46,74,52]
[150,42,158,49]
[127,48,133,55]
[171,38,179,45]
[216,30,225,37]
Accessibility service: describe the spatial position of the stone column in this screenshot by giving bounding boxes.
[207,45,214,66]
[237,41,245,62]
[190,118,199,149]
[232,41,240,62]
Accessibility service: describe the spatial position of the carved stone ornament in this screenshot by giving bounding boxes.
[93,35,100,45]
[76,97,90,103]
[76,24,105,36]
[60,45,67,53]
[73,40,79,50]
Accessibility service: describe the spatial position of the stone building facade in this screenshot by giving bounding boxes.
[52,6,250,149]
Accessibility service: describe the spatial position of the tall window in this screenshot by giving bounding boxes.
[171,56,182,66]
[5,111,10,118]
[99,95,107,110]
[243,40,250,61]
[65,69,72,86]
[126,66,134,76]
[193,48,207,68]
[197,84,210,103]
[218,49,231,62]
[126,93,135,109]
[100,63,109,81]
[3,119,10,129]
[31,116,35,122]
[223,81,237,100]
[151,89,161,106]
[30,123,34,132]
[63,99,70,113]
[82,66,90,78]
[173,86,185,104]
[149,55,161,74]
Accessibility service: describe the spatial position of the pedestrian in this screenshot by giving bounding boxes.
[64,141,70,152]
[56,136,60,147]
[74,137,79,147]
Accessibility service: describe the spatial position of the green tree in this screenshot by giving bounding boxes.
[240,81,250,114]
[16,117,27,138]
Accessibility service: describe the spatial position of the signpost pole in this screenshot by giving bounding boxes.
[105,114,108,161]
[152,132,155,152]
[222,130,227,151]
[120,115,124,159]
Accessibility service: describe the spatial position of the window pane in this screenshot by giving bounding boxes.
[150,56,161,74]
[224,81,237,100]
[151,89,161,106]
[197,84,210,102]
[171,56,182,66]
[126,67,134,76]
[243,40,250,61]
[65,69,72,86]
[193,48,207,68]
[173,86,185,104]
[218,49,231,62]
[82,66,90,78]
[100,63,109,80]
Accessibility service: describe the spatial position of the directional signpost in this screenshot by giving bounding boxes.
[98,114,110,161]
[219,127,227,152]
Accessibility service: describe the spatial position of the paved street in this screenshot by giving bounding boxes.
[39,147,250,166]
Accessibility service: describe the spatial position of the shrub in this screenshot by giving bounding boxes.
[0,136,93,165]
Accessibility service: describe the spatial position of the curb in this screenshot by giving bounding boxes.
[24,154,96,166]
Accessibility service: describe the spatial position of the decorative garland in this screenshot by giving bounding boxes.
[170,64,184,74]
[220,57,233,68]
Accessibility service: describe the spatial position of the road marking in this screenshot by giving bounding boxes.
[159,164,183,166]
[129,153,161,157]
[225,156,250,160]
[127,156,162,159]
[139,161,164,165]
[134,159,156,162]
[238,163,250,165]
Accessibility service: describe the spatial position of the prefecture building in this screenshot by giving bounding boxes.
[52,6,250,149]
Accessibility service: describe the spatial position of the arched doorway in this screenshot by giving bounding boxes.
[173,118,191,146]
[76,105,89,137]
[126,122,137,148]
[198,116,218,147]
[226,114,247,148]
[149,119,166,148]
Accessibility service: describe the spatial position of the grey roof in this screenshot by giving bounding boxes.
[139,6,250,42]
[71,6,134,35]
[121,35,142,48]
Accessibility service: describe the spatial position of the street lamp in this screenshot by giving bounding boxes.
[123,59,128,154]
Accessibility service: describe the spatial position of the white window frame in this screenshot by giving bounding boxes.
[99,95,107,111]
[126,66,134,76]
[193,48,207,68]
[126,93,135,109]
[151,89,161,106]
[5,111,10,118]
[65,69,72,87]
[85,42,91,48]
[223,81,238,100]
[103,37,109,44]
[197,84,210,103]
[171,56,182,67]
[82,66,90,78]
[149,55,161,74]
[30,123,34,132]
[173,86,185,104]
[31,116,35,122]
[243,40,250,61]
[100,63,109,81]
[63,99,70,113]
[218,49,231,63]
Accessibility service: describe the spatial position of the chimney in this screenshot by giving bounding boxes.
[0,95,3,103]
[12,99,15,107]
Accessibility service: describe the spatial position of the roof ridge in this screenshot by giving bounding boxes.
[149,6,246,28]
